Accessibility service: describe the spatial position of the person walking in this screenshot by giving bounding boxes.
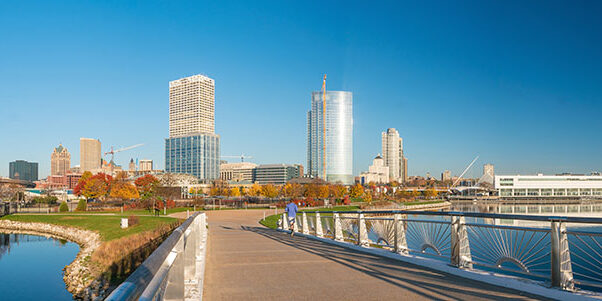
[285,199,299,237]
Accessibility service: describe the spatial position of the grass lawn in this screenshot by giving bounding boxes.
[33,207,197,217]
[1,214,179,241]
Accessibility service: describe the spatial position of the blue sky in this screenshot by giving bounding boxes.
[1,0,601,179]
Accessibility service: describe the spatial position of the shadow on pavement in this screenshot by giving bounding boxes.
[242,226,545,301]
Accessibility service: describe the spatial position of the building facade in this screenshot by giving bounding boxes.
[359,155,389,185]
[129,158,136,171]
[402,156,408,182]
[381,128,404,183]
[139,159,153,172]
[9,160,38,182]
[307,90,353,184]
[169,74,215,137]
[165,134,220,181]
[51,144,70,176]
[495,174,602,198]
[220,162,257,182]
[80,138,101,172]
[253,164,302,185]
[165,74,220,181]
[441,170,451,182]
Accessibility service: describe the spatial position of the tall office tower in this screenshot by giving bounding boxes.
[51,144,71,176]
[165,74,220,180]
[80,138,101,172]
[441,170,451,182]
[9,160,38,182]
[381,128,404,183]
[402,156,408,182]
[480,163,495,185]
[307,91,353,185]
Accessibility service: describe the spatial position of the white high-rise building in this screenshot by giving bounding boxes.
[165,74,220,180]
[307,91,353,185]
[382,128,404,183]
[139,159,153,172]
[169,74,215,137]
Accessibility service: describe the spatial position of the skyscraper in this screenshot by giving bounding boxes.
[307,91,353,185]
[80,138,101,172]
[51,144,71,176]
[381,128,403,183]
[165,74,220,180]
[9,160,38,182]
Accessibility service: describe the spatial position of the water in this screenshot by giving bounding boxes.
[0,233,79,300]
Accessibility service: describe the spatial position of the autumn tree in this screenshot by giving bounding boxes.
[350,183,364,198]
[248,183,262,197]
[424,188,438,199]
[110,181,140,201]
[135,175,160,200]
[317,185,329,199]
[230,187,241,197]
[283,183,303,198]
[362,192,373,203]
[260,184,279,198]
[82,173,112,201]
[329,184,347,200]
[73,171,93,197]
[303,184,319,198]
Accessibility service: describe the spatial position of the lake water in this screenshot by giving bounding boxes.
[0,233,79,300]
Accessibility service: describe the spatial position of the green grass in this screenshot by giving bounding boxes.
[1,214,179,241]
[35,207,197,217]
[259,205,360,229]
[401,200,445,206]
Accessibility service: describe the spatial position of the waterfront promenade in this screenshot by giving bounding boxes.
[199,210,544,300]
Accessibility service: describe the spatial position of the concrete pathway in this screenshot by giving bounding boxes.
[202,210,546,301]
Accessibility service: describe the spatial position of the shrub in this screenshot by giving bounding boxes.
[59,201,69,212]
[76,199,87,211]
[128,215,139,226]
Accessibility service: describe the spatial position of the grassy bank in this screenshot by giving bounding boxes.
[1,214,178,241]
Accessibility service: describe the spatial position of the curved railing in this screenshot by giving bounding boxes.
[106,212,208,301]
[281,210,602,292]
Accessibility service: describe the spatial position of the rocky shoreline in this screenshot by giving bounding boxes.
[0,220,103,300]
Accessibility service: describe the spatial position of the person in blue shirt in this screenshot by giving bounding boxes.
[285,199,299,237]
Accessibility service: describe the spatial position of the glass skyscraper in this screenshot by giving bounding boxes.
[165,74,220,181]
[9,160,38,182]
[307,91,353,185]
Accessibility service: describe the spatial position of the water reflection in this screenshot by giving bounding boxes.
[0,233,78,300]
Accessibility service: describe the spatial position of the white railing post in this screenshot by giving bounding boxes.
[451,216,472,268]
[315,212,324,238]
[551,221,574,290]
[302,212,309,235]
[394,213,408,255]
[358,213,369,247]
[282,213,289,231]
[333,213,343,241]
[183,225,197,282]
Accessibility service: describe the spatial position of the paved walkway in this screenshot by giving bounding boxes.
[202,210,546,301]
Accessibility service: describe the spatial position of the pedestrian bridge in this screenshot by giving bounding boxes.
[108,209,602,300]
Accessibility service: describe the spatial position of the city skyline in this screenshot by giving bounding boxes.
[2,1,602,179]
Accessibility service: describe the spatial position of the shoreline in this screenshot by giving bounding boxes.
[0,220,103,300]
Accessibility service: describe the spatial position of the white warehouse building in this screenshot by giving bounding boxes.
[495,174,602,198]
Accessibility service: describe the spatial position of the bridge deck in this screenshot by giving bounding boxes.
[202,210,544,300]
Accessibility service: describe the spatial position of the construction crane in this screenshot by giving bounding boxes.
[222,154,253,162]
[104,144,144,162]
[322,74,327,181]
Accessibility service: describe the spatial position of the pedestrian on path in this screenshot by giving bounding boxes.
[285,199,298,237]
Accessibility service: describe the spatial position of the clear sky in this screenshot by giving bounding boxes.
[1,0,601,179]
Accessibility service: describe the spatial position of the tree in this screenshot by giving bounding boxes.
[230,187,241,197]
[135,175,160,200]
[73,171,92,196]
[76,199,87,211]
[362,192,373,203]
[59,201,69,212]
[317,185,329,199]
[82,173,112,201]
[350,184,364,198]
[110,181,140,201]
[424,188,438,198]
[248,183,262,197]
[260,184,279,198]
[329,184,347,200]
[303,184,318,198]
[282,183,303,198]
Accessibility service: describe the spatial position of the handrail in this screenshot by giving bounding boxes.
[301,210,602,224]
[287,210,602,293]
[106,212,206,301]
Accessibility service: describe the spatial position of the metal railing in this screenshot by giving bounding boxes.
[280,210,602,292]
[106,212,208,301]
